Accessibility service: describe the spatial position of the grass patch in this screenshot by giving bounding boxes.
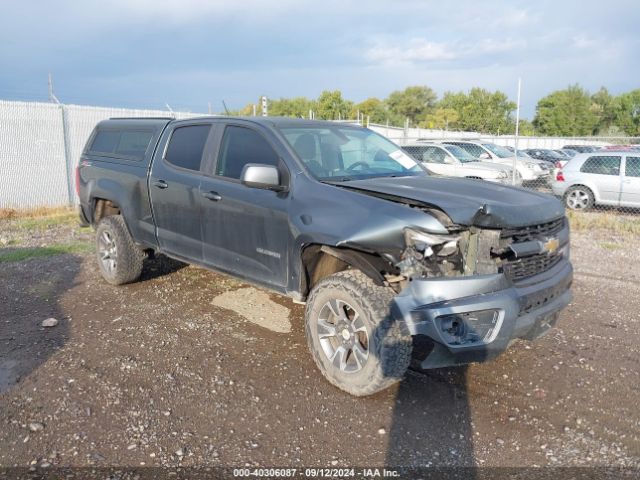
[567,210,640,235]
[15,212,80,230]
[0,206,75,220]
[599,242,624,251]
[0,242,92,263]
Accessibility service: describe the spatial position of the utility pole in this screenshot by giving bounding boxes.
[48,73,60,104]
[208,102,212,115]
[513,77,521,186]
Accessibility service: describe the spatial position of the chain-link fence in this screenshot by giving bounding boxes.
[2,102,639,227]
[0,100,203,208]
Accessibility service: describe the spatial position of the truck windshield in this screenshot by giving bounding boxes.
[279,126,426,181]
[443,144,479,163]
[482,143,514,158]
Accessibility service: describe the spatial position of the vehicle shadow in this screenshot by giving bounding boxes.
[0,252,83,395]
[385,365,477,478]
[137,253,188,283]
[376,319,482,477]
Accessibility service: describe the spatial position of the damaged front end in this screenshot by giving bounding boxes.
[387,206,573,370]
[391,223,502,287]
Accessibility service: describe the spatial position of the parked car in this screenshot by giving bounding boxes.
[524,148,566,165]
[441,140,551,182]
[553,150,572,159]
[562,145,599,153]
[552,152,640,209]
[402,143,521,185]
[78,117,573,396]
[559,149,578,158]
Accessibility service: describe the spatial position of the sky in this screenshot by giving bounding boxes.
[0,0,638,119]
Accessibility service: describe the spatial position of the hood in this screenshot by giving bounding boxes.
[335,175,565,228]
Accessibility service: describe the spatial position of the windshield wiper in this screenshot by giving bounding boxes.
[322,176,353,183]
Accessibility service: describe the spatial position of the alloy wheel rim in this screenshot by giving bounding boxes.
[98,230,118,273]
[567,189,589,209]
[316,299,369,373]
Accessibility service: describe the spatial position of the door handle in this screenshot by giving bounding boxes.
[202,191,222,201]
[152,180,168,189]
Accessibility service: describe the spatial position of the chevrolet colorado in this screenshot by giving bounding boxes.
[77,117,573,396]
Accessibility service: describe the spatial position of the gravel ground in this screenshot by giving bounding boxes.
[0,216,639,475]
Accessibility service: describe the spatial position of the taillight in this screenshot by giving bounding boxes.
[555,161,562,169]
[556,170,565,182]
[75,166,81,196]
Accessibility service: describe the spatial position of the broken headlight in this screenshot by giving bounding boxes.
[397,228,463,279]
[403,228,460,257]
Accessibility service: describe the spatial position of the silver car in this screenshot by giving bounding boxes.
[402,143,522,185]
[441,140,551,182]
[551,152,640,209]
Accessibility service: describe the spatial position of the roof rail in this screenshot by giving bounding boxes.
[108,117,174,120]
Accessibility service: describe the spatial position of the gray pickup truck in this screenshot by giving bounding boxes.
[77,116,573,396]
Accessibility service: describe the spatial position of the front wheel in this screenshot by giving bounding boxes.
[304,270,412,396]
[95,215,145,285]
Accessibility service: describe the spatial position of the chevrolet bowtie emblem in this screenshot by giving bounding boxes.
[542,237,560,254]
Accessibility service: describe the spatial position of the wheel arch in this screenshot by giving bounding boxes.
[299,244,392,299]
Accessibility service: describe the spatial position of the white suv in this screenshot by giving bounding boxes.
[403,143,522,185]
[442,140,551,182]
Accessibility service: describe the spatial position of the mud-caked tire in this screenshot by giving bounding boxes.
[95,215,145,285]
[305,270,412,396]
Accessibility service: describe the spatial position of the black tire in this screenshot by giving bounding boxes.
[564,185,594,210]
[95,215,145,285]
[304,270,412,396]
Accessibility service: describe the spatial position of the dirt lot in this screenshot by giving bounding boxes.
[0,211,639,475]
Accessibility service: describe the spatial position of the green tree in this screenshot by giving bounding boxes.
[533,85,598,136]
[438,88,516,134]
[591,87,617,134]
[268,96,317,118]
[385,86,437,125]
[349,97,392,124]
[612,89,640,136]
[517,119,535,136]
[315,90,353,120]
[421,108,459,130]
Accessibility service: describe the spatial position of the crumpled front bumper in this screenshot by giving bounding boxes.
[392,259,573,369]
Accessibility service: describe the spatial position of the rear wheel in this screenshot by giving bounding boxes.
[564,185,594,210]
[95,215,145,285]
[304,270,412,396]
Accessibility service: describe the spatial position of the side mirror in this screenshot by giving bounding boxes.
[241,164,286,192]
[478,152,491,160]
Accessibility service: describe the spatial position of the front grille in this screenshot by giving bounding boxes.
[499,217,566,281]
[501,217,564,243]
[503,250,563,282]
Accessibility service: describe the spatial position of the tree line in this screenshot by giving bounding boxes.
[231,85,640,137]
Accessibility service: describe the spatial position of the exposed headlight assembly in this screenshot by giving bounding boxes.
[404,228,460,257]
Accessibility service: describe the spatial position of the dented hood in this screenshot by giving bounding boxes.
[336,175,565,228]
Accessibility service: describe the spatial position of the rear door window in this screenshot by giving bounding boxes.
[165,125,211,171]
[580,156,621,175]
[406,146,446,163]
[450,143,485,158]
[625,157,640,177]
